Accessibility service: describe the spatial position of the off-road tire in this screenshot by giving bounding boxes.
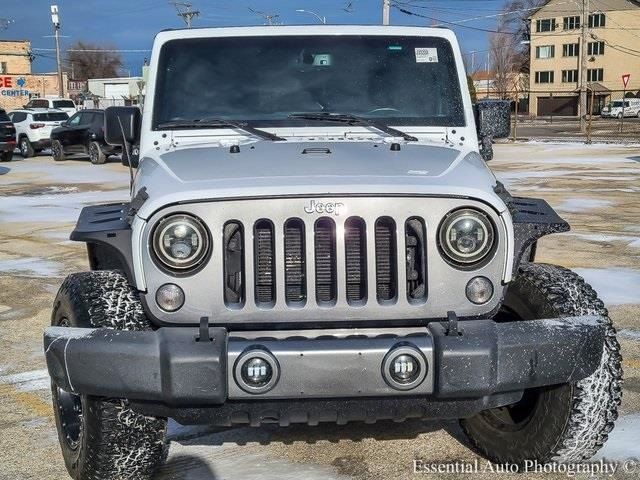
[19,136,35,158]
[460,263,622,464]
[51,270,168,479]
[51,140,66,161]
[89,141,107,165]
[0,151,11,162]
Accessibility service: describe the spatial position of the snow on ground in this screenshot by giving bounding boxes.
[569,233,640,248]
[0,189,130,224]
[0,257,63,278]
[573,268,640,305]
[594,414,640,460]
[619,329,640,341]
[557,198,613,213]
[0,369,50,393]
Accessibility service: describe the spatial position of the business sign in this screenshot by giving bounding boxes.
[622,74,631,88]
[0,76,30,97]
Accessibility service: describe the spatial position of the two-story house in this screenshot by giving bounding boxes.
[528,0,640,116]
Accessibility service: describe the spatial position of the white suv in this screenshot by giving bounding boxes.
[24,97,77,116]
[8,109,69,158]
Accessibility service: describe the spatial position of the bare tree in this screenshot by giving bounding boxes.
[490,31,518,99]
[65,42,123,81]
[498,0,546,72]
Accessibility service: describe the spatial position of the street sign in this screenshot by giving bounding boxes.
[622,74,630,88]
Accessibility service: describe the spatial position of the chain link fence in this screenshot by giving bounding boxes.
[486,89,640,143]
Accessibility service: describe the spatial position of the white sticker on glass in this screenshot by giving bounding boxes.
[415,48,439,63]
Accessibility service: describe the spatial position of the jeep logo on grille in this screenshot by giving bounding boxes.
[304,200,344,216]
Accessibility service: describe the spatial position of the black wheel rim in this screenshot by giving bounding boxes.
[52,143,60,158]
[54,317,84,450]
[479,389,540,432]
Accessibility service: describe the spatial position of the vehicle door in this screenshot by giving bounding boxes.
[77,112,97,152]
[61,112,89,152]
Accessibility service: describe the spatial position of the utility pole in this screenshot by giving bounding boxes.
[579,0,590,133]
[171,2,199,28]
[382,0,390,25]
[50,5,64,97]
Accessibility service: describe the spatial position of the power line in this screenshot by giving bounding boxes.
[171,1,200,28]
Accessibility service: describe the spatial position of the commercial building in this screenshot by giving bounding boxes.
[0,39,69,110]
[87,77,144,107]
[528,0,640,116]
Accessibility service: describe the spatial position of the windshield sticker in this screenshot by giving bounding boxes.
[415,48,438,63]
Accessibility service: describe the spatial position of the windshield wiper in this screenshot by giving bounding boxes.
[156,118,286,142]
[288,112,418,142]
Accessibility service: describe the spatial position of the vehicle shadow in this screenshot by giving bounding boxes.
[628,156,640,163]
[155,454,220,480]
[169,418,455,448]
[0,166,9,175]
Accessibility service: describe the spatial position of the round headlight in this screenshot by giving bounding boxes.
[439,208,495,266]
[152,214,210,271]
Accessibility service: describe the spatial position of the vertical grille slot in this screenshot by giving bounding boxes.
[405,217,427,303]
[344,217,367,304]
[375,217,397,303]
[254,220,276,307]
[284,218,306,306]
[223,221,245,307]
[314,217,337,305]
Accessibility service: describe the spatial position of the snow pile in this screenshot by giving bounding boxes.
[574,268,640,305]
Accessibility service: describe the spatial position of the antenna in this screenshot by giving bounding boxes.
[248,7,280,26]
[170,1,200,28]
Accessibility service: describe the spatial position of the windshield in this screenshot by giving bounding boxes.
[53,100,75,109]
[34,112,69,122]
[153,35,465,129]
[610,101,628,108]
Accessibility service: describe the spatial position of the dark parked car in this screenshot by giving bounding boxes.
[0,108,16,162]
[50,109,121,164]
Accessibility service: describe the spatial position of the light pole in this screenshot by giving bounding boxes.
[295,9,326,24]
[50,5,64,97]
[382,0,390,25]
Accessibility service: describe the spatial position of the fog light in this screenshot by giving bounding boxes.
[390,354,420,384]
[234,349,279,394]
[382,345,427,391]
[466,276,494,305]
[156,284,184,312]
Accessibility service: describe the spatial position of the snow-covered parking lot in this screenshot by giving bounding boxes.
[0,144,639,479]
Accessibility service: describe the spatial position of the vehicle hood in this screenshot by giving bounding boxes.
[133,141,505,219]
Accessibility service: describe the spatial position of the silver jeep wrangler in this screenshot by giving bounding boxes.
[44,26,622,479]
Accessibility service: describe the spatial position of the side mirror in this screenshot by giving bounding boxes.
[104,106,141,146]
[122,146,140,168]
[474,100,511,161]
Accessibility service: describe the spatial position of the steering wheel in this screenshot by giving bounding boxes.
[367,107,402,115]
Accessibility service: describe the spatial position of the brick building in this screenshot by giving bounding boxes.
[0,39,69,110]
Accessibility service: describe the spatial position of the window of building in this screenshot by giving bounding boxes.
[0,62,7,74]
[563,43,580,57]
[587,68,604,82]
[563,16,581,30]
[535,71,555,83]
[536,18,556,32]
[589,13,606,28]
[536,45,555,59]
[588,41,605,56]
[562,70,579,83]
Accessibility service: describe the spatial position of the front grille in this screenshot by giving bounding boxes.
[221,215,428,310]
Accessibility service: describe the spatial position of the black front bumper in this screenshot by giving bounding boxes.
[44,316,605,424]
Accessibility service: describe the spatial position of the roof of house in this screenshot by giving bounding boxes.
[529,0,640,18]
[471,70,495,81]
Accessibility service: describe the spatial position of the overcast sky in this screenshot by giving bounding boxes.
[1,0,505,75]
